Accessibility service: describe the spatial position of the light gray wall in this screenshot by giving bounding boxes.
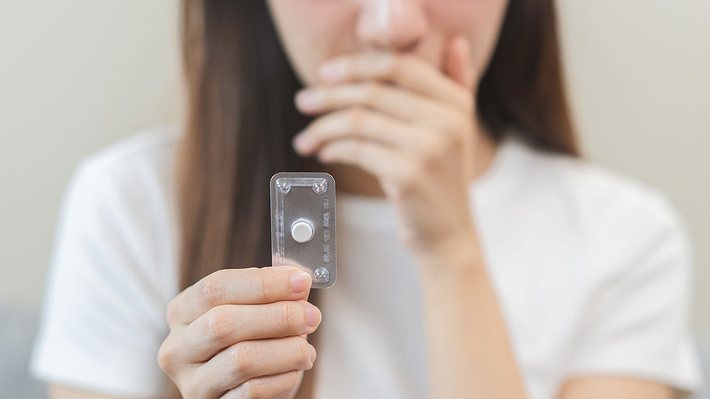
[0,1,182,304]
[0,1,708,336]
[558,0,710,336]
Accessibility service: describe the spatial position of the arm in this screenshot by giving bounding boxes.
[49,384,148,399]
[418,238,680,399]
[49,379,181,399]
[418,235,528,398]
[559,377,676,399]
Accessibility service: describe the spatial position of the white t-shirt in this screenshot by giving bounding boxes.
[31,127,702,398]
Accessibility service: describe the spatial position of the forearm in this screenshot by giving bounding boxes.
[48,385,152,399]
[417,234,528,399]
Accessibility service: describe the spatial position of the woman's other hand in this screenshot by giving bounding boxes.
[293,35,481,263]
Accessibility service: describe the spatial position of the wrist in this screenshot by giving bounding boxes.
[415,229,483,273]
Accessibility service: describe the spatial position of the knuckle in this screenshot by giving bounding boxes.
[197,273,226,308]
[452,129,467,147]
[277,301,300,332]
[165,297,181,326]
[403,161,422,183]
[257,268,278,301]
[300,342,316,370]
[424,137,447,163]
[346,107,366,129]
[229,343,255,379]
[382,55,400,79]
[204,308,233,345]
[240,379,268,399]
[363,82,381,105]
[400,163,422,192]
[156,339,176,373]
[447,117,469,140]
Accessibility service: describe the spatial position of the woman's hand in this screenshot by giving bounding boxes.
[157,266,321,399]
[293,36,481,262]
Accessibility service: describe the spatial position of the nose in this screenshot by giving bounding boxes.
[357,0,428,52]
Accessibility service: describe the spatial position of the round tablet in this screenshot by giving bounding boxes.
[291,219,314,243]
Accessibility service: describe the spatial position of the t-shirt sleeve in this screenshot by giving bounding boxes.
[566,192,703,394]
[30,158,171,397]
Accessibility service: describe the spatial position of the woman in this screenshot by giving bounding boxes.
[31,0,701,398]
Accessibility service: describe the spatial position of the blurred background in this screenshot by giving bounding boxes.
[0,0,708,397]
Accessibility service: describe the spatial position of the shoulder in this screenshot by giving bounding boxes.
[508,135,685,235]
[32,127,183,396]
[506,135,692,283]
[78,126,181,183]
[66,126,182,217]
[55,126,183,292]
[490,136,701,392]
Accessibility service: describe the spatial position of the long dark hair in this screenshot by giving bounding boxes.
[177,0,577,394]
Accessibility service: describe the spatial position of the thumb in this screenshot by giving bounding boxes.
[444,35,476,90]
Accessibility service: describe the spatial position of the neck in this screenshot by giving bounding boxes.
[316,126,500,197]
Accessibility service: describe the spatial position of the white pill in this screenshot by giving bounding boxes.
[291,219,314,243]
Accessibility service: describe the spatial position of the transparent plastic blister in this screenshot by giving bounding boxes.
[270,172,336,288]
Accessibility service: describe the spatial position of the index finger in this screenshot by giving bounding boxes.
[317,52,472,112]
[167,266,313,327]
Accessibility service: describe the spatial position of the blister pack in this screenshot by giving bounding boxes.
[270,172,336,288]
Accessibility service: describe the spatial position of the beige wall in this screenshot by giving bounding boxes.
[1,2,708,333]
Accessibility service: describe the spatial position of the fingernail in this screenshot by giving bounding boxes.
[292,133,313,153]
[290,271,311,294]
[319,61,344,82]
[295,89,321,110]
[304,302,321,327]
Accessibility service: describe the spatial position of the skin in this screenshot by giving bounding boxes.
[51,0,681,398]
